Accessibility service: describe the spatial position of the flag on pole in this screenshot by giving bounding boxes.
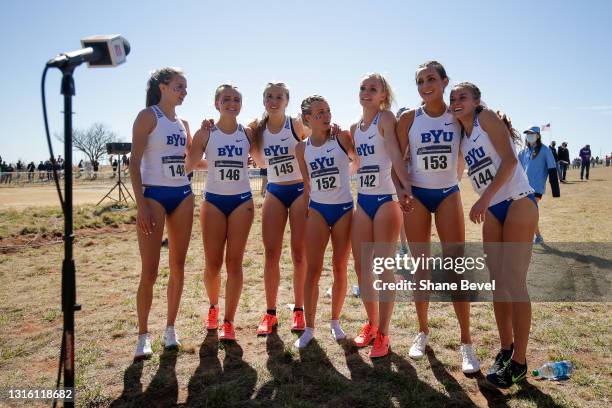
[541,123,551,131]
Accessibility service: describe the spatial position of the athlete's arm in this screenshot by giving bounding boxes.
[295,141,310,212]
[457,149,465,181]
[186,119,211,173]
[338,129,360,176]
[380,110,411,190]
[130,108,156,235]
[396,109,415,161]
[246,127,266,168]
[292,116,309,140]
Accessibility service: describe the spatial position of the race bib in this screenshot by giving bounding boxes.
[269,156,298,178]
[311,168,340,192]
[357,165,380,189]
[468,157,497,194]
[416,145,451,173]
[162,156,185,179]
[214,160,244,182]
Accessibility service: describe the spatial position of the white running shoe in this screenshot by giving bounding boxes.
[294,327,315,349]
[408,332,429,359]
[460,343,481,373]
[134,333,153,359]
[330,320,346,340]
[163,326,181,349]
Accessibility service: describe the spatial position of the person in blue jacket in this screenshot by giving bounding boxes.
[518,126,560,243]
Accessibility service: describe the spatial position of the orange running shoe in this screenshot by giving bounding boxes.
[291,310,305,331]
[206,307,218,330]
[353,322,377,347]
[219,320,236,341]
[256,313,279,335]
[369,332,389,358]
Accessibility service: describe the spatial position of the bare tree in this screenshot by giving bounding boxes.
[56,122,117,166]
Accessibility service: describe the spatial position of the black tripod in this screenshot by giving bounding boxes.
[96,159,134,206]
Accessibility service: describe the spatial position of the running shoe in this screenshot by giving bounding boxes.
[256,313,278,335]
[486,359,528,388]
[134,333,153,360]
[369,333,390,358]
[163,326,181,349]
[353,322,377,347]
[206,306,218,330]
[408,332,429,359]
[534,234,544,244]
[291,310,305,331]
[460,343,481,373]
[488,346,513,375]
[219,320,236,341]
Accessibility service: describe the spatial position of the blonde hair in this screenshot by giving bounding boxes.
[361,72,395,111]
[214,84,242,104]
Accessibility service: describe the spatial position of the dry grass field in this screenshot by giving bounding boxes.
[0,166,610,407]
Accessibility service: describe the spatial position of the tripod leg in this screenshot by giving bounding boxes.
[96,182,120,206]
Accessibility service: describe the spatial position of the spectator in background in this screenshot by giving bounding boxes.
[85,160,93,179]
[518,126,560,243]
[580,144,591,180]
[37,161,45,180]
[77,159,84,178]
[92,160,99,179]
[548,140,559,177]
[16,160,24,180]
[557,142,570,182]
[27,161,35,182]
[3,163,14,184]
[112,158,118,178]
[45,159,52,181]
[0,161,6,183]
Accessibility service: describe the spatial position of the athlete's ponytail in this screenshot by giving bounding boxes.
[145,67,183,107]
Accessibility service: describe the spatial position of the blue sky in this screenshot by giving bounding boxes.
[2,0,611,164]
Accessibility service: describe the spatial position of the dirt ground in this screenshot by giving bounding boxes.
[0,166,610,407]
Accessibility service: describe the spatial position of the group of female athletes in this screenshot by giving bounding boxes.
[129,60,538,388]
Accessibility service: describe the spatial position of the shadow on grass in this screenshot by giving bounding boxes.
[110,347,179,407]
[475,374,566,408]
[111,331,564,407]
[184,330,257,407]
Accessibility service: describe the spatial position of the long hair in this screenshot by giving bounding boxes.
[145,67,183,107]
[452,82,521,144]
[250,82,290,150]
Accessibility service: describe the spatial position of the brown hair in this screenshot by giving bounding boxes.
[361,73,395,111]
[300,95,329,138]
[415,60,448,82]
[452,81,522,145]
[251,82,290,150]
[214,84,242,105]
[146,67,183,107]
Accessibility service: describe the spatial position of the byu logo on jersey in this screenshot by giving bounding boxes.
[356,143,375,156]
[264,145,289,157]
[309,156,334,171]
[166,133,186,147]
[218,145,243,157]
[464,146,486,167]
[421,129,453,144]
